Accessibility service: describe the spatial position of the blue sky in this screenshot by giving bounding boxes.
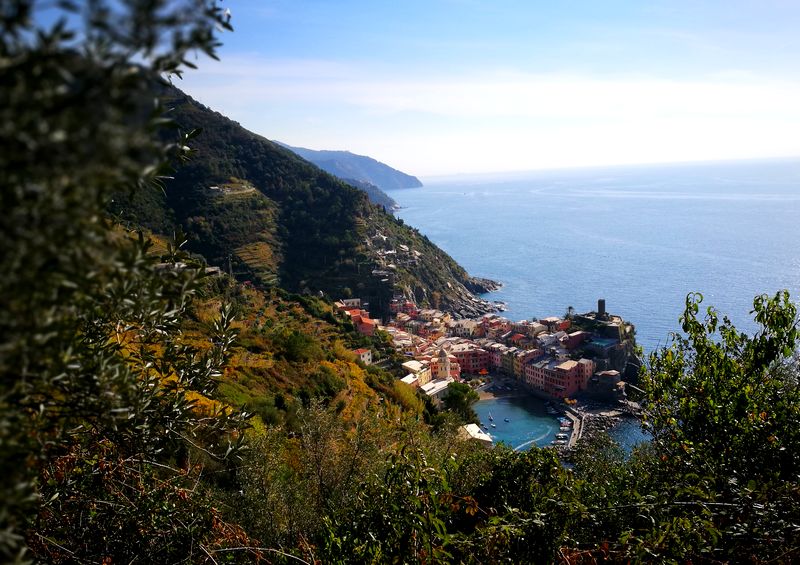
[178,0,800,176]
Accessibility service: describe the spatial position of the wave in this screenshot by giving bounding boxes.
[513,427,554,451]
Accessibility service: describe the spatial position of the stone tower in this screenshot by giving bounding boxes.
[438,347,451,379]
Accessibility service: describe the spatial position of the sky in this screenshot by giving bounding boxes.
[177,0,800,177]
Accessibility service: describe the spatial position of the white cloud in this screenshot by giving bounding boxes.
[179,56,800,175]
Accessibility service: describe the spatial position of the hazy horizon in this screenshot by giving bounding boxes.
[177,1,800,176]
[416,155,800,185]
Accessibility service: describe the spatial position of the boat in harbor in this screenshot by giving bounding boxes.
[474,395,570,451]
[488,412,494,421]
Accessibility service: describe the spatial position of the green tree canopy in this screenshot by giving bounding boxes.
[633,291,800,561]
[443,381,480,424]
[0,1,252,562]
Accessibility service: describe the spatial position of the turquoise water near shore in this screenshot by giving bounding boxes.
[474,396,650,452]
[389,159,800,353]
[473,396,561,450]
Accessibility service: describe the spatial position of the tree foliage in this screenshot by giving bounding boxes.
[443,381,480,424]
[0,1,253,562]
[634,291,800,561]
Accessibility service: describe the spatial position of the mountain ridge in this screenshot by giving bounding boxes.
[111,84,496,319]
[279,142,423,190]
[339,177,399,211]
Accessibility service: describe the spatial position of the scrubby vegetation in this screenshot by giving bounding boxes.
[3,2,799,563]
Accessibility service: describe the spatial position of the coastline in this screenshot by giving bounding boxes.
[465,276,503,295]
[477,386,529,401]
[474,377,528,401]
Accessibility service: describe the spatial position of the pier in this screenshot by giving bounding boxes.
[563,407,583,449]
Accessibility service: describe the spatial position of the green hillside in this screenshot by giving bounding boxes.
[113,86,497,317]
[6,4,800,564]
[340,177,399,210]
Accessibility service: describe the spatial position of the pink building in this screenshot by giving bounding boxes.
[556,319,572,332]
[487,344,504,369]
[539,317,571,333]
[524,357,595,399]
[524,360,546,391]
[358,318,377,336]
[451,346,489,375]
[390,299,418,316]
[562,331,590,350]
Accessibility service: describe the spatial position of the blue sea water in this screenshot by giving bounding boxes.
[388,159,800,354]
[609,418,651,453]
[472,396,562,450]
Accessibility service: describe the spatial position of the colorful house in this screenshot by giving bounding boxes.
[401,359,432,386]
[450,343,489,375]
[352,348,372,365]
[524,357,596,399]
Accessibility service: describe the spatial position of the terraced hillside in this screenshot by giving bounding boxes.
[112,86,497,317]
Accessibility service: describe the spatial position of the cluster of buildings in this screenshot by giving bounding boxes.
[383,298,631,403]
[336,294,632,405]
[335,298,378,336]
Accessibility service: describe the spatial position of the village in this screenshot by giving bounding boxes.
[337,295,641,435]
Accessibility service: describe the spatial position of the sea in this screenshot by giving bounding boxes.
[473,394,561,451]
[388,158,800,354]
[387,158,800,450]
[473,394,648,452]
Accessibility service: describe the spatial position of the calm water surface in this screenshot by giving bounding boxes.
[389,159,800,353]
[473,396,561,450]
[474,397,649,452]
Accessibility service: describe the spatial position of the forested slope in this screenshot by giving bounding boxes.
[112,86,495,317]
[5,3,800,563]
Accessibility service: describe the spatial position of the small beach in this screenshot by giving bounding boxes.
[474,376,529,401]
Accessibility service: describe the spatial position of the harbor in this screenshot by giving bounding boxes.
[473,377,647,453]
[473,395,561,451]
